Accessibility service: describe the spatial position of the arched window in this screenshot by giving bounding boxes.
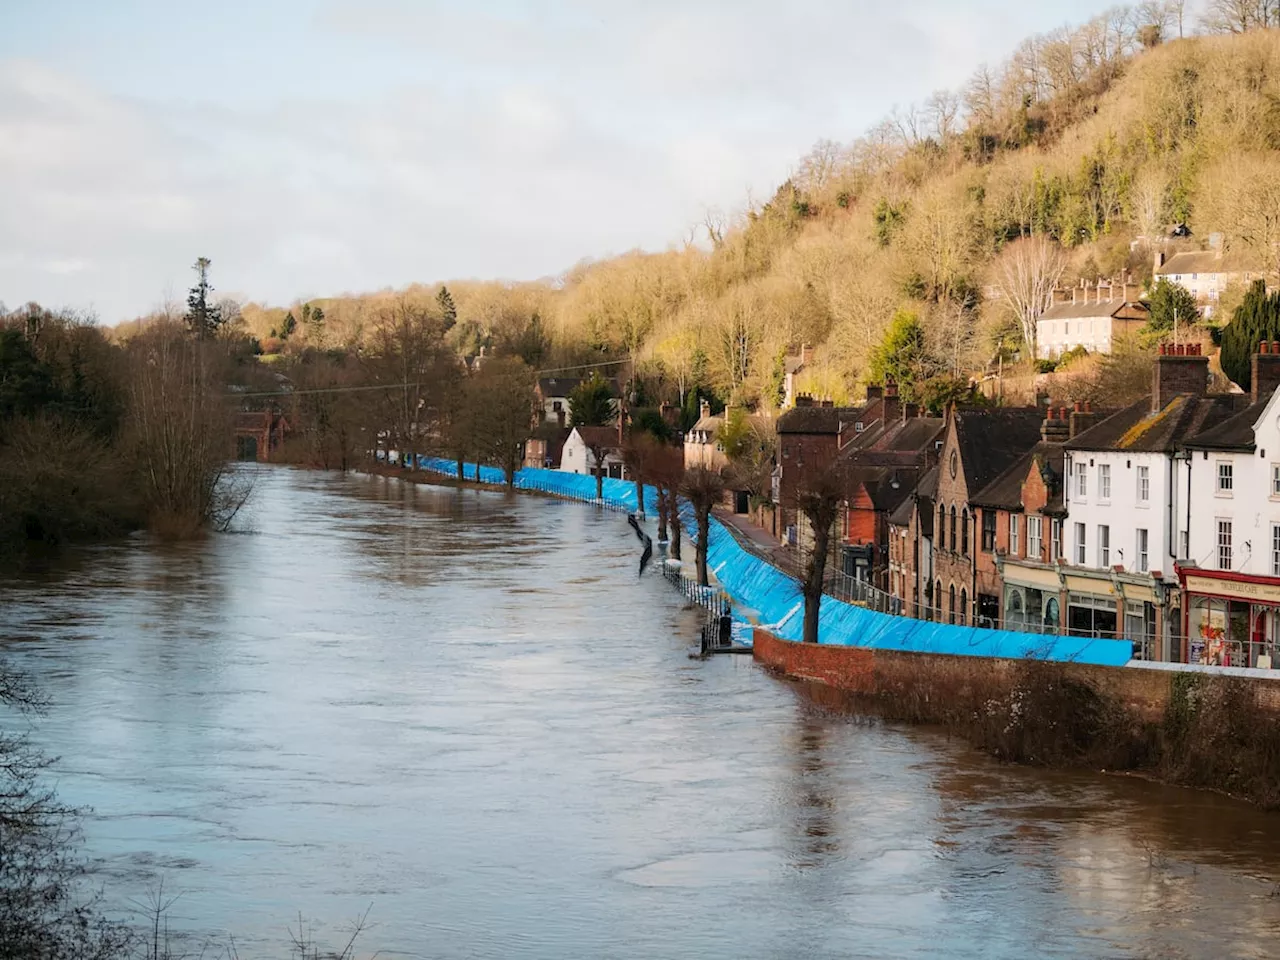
[959,588,968,626]
[961,509,970,556]
[1044,597,1060,631]
[950,506,958,553]
[937,504,947,551]
[935,580,943,621]
[949,584,957,624]
[1008,589,1025,630]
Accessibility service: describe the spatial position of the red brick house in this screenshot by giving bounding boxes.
[834,405,944,591]
[922,405,1045,625]
[235,410,289,461]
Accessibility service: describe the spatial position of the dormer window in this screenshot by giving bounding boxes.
[855,421,864,433]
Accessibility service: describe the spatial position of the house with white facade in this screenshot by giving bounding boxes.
[535,376,618,426]
[1061,344,1246,660]
[1176,343,1280,667]
[560,426,626,480]
[1153,247,1250,318]
[1035,278,1148,359]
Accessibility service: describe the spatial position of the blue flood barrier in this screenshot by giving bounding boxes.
[411,459,1134,667]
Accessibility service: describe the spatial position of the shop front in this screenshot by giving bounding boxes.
[1001,562,1063,635]
[1179,569,1280,669]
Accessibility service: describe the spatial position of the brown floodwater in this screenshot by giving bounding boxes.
[2,467,1280,959]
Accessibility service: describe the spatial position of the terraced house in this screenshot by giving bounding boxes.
[1061,344,1246,660]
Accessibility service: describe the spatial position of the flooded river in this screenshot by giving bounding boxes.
[3,468,1280,959]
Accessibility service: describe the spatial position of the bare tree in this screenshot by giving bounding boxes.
[989,236,1068,360]
[469,356,536,487]
[924,90,962,143]
[1200,0,1279,33]
[1130,167,1170,245]
[795,467,843,645]
[125,322,244,536]
[363,296,452,473]
[680,466,725,587]
[795,139,843,193]
[649,442,686,560]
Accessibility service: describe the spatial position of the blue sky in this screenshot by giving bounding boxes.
[1,0,1130,321]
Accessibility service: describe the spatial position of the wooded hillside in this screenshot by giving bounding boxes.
[180,8,1280,408]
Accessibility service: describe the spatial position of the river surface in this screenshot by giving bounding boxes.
[4,468,1280,959]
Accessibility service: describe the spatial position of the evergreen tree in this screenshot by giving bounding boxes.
[184,257,224,339]
[1143,279,1201,339]
[867,309,928,397]
[302,302,326,345]
[1222,280,1280,392]
[280,311,297,339]
[436,285,458,331]
[567,372,615,426]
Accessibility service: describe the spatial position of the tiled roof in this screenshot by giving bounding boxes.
[970,441,1065,512]
[1155,250,1230,276]
[890,466,938,530]
[1038,299,1148,321]
[954,407,1046,493]
[1182,398,1268,451]
[777,404,866,434]
[1064,395,1247,453]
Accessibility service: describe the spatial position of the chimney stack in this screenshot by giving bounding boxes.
[820,398,834,409]
[800,343,813,366]
[699,398,711,421]
[1153,342,1209,412]
[902,401,920,421]
[1069,400,1098,439]
[866,384,884,401]
[1252,341,1280,405]
[795,394,814,408]
[1154,249,1166,272]
[1040,405,1070,444]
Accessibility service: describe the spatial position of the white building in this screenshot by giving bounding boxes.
[1061,344,1242,659]
[1153,248,1249,316]
[1177,345,1280,666]
[1035,279,1148,359]
[560,426,626,479]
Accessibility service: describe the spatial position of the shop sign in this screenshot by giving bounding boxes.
[1184,574,1280,605]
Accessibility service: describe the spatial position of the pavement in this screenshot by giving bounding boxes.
[711,507,800,576]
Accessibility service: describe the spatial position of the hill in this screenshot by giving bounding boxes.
[214,11,1280,408]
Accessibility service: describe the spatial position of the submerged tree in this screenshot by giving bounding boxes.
[681,466,725,587]
[795,467,844,644]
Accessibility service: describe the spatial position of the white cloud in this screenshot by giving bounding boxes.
[0,0,1124,321]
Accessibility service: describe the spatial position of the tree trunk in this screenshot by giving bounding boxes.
[802,518,832,644]
[474,461,481,482]
[670,499,682,561]
[634,476,645,519]
[695,507,710,586]
[656,487,669,543]
[595,467,604,502]
[456,456,463,480]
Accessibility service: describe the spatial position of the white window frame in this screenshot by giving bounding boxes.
[1075,522,1086,565]
[1099,463,1111,502]
[1050,519,1061,563]
[1136,528,1149,574]
[1272,464,1280,499]
[1009,514,1020,557]
[1098,524,1110,567]
[1137,464,1150,505]
[1273,523,1280,577]
[1027,515,1043,560]
[1216,461,1233,496]
[1217,518,1232,571]
[1076,464,1087,500]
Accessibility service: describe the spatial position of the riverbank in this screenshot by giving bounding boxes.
[397,457,1280,810]
[753,629,1280,809]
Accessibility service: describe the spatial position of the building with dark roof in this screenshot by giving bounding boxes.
[1035,278,1148,359]
[1174,343,1280,666]
[535,376,619,426]
[833,408,944,592]
[1153,247,1253,317]
[1058,343,1250,659]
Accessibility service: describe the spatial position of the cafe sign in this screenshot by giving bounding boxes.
[1184,573,1280,605]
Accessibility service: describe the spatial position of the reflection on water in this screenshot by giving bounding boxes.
[2,467,1280,959]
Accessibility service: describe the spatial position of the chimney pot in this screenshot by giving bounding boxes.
[1047,407,1056,421]
[1073,400,1083,413]
[1261,341,1270,355]
[1272,341,1279,354]
[1085,400,1093,413]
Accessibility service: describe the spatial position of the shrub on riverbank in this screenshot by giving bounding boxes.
[0,309,249,557]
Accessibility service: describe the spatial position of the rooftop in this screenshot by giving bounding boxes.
[1181,398,1268,452]
[969,441,1066,513]
[1155,250,1229,276]
[1038,298,1149,321]
[953,407,1047,493]
[571,425,623,450]
[1065,394,1247,453]
[777,403,866,435]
